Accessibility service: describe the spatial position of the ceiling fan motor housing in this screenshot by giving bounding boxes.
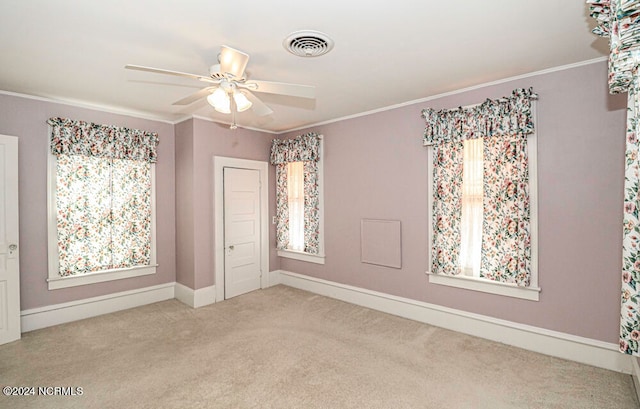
[208,64,225,80]
[209,64,246,81]
[219,80,235,93]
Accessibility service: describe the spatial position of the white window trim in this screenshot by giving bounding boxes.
[425,103,539,301]
[278,249,325,264]
[278,136,325,265]
[46,150,157,290]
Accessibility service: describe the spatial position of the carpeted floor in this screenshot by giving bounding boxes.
[0,285,638,408]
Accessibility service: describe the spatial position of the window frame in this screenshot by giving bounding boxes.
[425,104,540,301]
[277,138,325,265]
[46,150,157,290]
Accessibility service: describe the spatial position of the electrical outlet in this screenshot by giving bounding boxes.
[272,216,277,225]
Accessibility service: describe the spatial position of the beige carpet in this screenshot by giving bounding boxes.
[0,285,638,408]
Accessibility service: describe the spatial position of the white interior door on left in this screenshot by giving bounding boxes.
[0,134,20,345]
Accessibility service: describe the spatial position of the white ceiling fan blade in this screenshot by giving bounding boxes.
[125,64,220,84]
[219,45,249,79]
[172,86,216,106]
[242,80,315,99]
[243,90,273,116]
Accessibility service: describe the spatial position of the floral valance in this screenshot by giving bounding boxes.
[587,0,640,93]
[421,88,537,146]
[48,117,159,163]
[270,132,320,164]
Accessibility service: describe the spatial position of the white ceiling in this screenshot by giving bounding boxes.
[0,1,608,133]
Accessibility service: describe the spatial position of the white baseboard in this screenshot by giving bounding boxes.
[268,270,281,287]
[21,282,175,332]
[632,357,640,402]
[174,283,216,308]
[275,270,633,374]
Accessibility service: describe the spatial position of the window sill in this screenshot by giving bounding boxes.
[278,250,325,265]
[47,265,157,290]
[426,271,540,301]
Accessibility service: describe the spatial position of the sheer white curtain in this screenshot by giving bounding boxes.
[287,161,305,251]
[459,138,483,276]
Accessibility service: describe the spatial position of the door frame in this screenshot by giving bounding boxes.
[213,156,269,301]
[0,134,20,345]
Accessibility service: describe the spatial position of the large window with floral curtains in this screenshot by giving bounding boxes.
[588,0,640,356]
[270,132,325,264]
[46,117,159,290]
[423,88,539,300]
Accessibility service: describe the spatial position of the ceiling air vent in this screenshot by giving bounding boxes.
[283,30,334,57]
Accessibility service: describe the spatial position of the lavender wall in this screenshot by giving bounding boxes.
[0,93,176,310]
[175,119,195,289]
[175,118,277,290]
[1,60,625,343]
[279,61,627,343]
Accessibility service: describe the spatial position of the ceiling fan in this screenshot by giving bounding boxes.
[125,45,315,129]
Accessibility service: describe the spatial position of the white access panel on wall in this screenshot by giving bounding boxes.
[0,134,20,345]
[361,219,402,269]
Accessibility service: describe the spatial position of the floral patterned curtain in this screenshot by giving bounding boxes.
[270,132,321,254]
[422,88,536,146]
[49,118,156,277]
[48,117,158,163]
[481,132,531,286]
[422,88,536,286]
[588,0,640,356]
[430,140,464,275]
[621,75,640,355]
[588,0,640,93]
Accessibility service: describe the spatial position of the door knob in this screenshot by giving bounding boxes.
[8,243,17,259]
[228,245,234,251]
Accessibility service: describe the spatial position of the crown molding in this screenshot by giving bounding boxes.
[0,56,609,135]
[281,57,609,134]
[0,89,178,124]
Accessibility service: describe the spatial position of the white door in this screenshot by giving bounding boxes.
[0,135,20,345]
[224,167,262,299]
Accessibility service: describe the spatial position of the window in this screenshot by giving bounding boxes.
[46,117,158,290]
[459,138,484,277]
[287,161,306,252]
[423,89,539,301]
[270,132,325,264]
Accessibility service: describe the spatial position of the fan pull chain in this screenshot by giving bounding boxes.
[230,95,238,130]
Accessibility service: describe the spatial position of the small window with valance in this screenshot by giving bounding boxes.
[270,132,325,264]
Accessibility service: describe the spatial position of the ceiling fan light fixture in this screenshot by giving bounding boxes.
[213,102,231,114]
[207,87,231,113]
[219,45,249,78]
[214,105,231,114]
[207,87,227,106]
[233,91,253,112]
